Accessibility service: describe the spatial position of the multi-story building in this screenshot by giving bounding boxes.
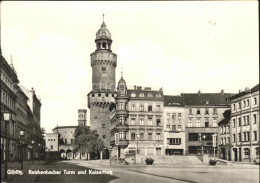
[88,20,117,153]
[218,109,231,160]
[20,85,44,160]
[1,53,19,162]
[78,109,87,126]
[230,84,259,162]
[182,90,233,155]
[110,76,164,157]
[16,84,34,161]
[52,126,77,159]
[163,95,186,155]
[44,133,59,160]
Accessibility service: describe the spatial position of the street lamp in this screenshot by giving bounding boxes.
[31,140,34,164]
[201,134,206,155]
[3,112,11,180]
[19,130,25,169]
[38,143,41,162]
[135,134,139,165]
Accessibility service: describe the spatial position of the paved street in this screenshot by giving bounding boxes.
[1,160,259,183]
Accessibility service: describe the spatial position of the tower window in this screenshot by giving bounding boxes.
[92,94,95,97]
[102,67,106,72]
[102,42,106,49]
[97,42,101,49]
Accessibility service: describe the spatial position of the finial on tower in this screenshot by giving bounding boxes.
[121,67,123,78]
[10,55,14,69]
[103,13,105,21]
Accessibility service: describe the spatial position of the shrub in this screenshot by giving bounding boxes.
[145,157,154,165]
[209,159,217,166]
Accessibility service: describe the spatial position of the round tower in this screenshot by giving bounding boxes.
[88,18,117,151]
[90,21,117,91]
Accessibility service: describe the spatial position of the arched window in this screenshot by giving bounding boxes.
[131,92,136,97]
[148,93,153,97]
[156,93,161,98]
[102,42,106,49]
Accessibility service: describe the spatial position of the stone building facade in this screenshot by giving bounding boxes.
[218,109,231,160]
[163,95,186,155]
[229,84,259,162]
[1,51,44,162]
[182,90,233,155]
[88,20,117,150]
[44,133,59,160]
[52,126,77,159]
[110,76,164,157]
[1,53,19,162]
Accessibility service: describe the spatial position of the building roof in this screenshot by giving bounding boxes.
[229,84,259,100]
[164,95,184,106]
[53,126,77,130]
[181,92,233,106]
[127,88,163,100]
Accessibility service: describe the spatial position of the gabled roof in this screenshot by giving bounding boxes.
[181,93,233,106]
[164,95,184,106]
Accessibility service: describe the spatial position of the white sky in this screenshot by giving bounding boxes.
[1,1,258,133]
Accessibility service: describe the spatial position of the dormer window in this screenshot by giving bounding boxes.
[131,92,136,97]
[148,93,153,98]
[139,93,144,97]
[156,93,161,98]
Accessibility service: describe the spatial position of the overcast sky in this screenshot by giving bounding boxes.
[1,1,258,133]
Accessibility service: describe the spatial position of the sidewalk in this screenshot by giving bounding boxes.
[82,159,259,169]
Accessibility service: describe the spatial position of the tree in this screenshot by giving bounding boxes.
[74,125,105,159]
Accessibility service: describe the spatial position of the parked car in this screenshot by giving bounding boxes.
[253,157,259,164]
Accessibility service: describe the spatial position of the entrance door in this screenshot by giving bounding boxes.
[233,148,237,161]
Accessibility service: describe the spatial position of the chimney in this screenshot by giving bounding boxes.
[198,90,201,95]
[221,89,224,95]
[244,87,250,91]
[137,86,142,90]
[239,89,243,93]
[134,85,136,90]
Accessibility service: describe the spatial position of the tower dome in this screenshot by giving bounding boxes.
[96,21,112,41]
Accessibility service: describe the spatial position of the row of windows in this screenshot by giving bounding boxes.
[166,124,182,131]
[188,108,218,115]
[232,114,257,128]
[167,138,182,145]
[1,90,15,110]
[221,125,230,134]
[130,131,161,140]
[130,118,161,126]
[130,92,162,98]
[48,138,56,141]
[91,93,115,97]
[130,104,161,112]
[220,137,230,145]
[188,120,218,127]
[1,72,16,91]
[78,113,86,118]
[232,131,258,142]
[232,97,258,111]
[166,113,182,119]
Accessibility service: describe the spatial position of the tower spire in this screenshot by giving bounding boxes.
[121,67,123,78]
[103,13,104,22]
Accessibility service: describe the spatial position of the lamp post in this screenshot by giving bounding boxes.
[3,112,11,180]
[135,134,139,165]
[38,143,41,162]
[31,140,34,164]
[202,134,206,155]
[19,130,25,170]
